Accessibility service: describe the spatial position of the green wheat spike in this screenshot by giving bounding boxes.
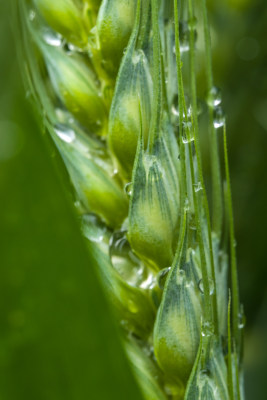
[15,0,245,398]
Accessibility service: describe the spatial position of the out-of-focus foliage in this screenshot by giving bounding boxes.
[0,2,143,399]
[208,0,267,398]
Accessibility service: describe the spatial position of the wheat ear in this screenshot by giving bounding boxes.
[16,0,245,398]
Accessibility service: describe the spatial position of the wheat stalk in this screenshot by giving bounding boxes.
[15,0,245,398]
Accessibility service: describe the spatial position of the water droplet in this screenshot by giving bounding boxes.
[54,123,76,143]
[184,197,190,211]
[213,106,225,129]
[179,21,190,52]
[124,182,133,197]
[194,181,203,193]
[109,230,154,288]
[187,105,193,118]
[207,86,222,107]
[188,16,197,31]
[238,307,246,329]
[29,10,36,21]
[171,104,179,118]
[140,274,156,290]
[198,278,214,295]
[132,50,142,64]
[183,120,192,129]
[42,28,62,47]
[201,320,214,337]
[200,368,212,379]
[82,214,106,243]
[182,133,194,144]
[157,267,171,289]
[173,21,197,54]
[66,42,83,53]
[177,268,186,284]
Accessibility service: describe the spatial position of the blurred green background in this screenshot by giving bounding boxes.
[0,0,266,399]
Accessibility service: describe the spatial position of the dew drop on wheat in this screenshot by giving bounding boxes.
[201,320,214,337]
[81,214,106,243]
[182,134,194,144]
[207,86,222,107]
[238,308,246,329]
[179,21,190,53]
[188,16,198,32]
[184,197,190,212]
[132,50,142,65]
[110,230,153,288]
[213,106,225,129]
[171,104,179,118]
[157,267,171,289]
[112,168,119,177]
[42,28,62,47]
[198,278,214,295]
[177,268,186,284]
[124,182,133,197]
[194,181,203,193]
[54,124,76,143]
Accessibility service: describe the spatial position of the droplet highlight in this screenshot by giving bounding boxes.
[124,182,133,197]
[157,267,171,289]
[54,123,76,143]
[42,28,62,47]
[109,230,154,288]
[207,86,222,108]
[213,106,225,129]
[198,278,215,295]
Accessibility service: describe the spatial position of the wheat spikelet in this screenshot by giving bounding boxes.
[16,0,245,398]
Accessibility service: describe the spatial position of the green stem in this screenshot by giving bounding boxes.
[174,0,187,207]
[188,0,218,334]
[137,0,150,50]
[174,0,212,326]
[201,0,223,237]
[149,0,161,153]
[223,125,241,358]
[227,293,235,400]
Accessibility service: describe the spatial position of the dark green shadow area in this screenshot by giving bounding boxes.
[0,3,142,400]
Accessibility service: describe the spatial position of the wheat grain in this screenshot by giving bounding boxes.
[16,0,245,398]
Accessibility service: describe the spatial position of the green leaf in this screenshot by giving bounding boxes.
[0,4,143,399]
